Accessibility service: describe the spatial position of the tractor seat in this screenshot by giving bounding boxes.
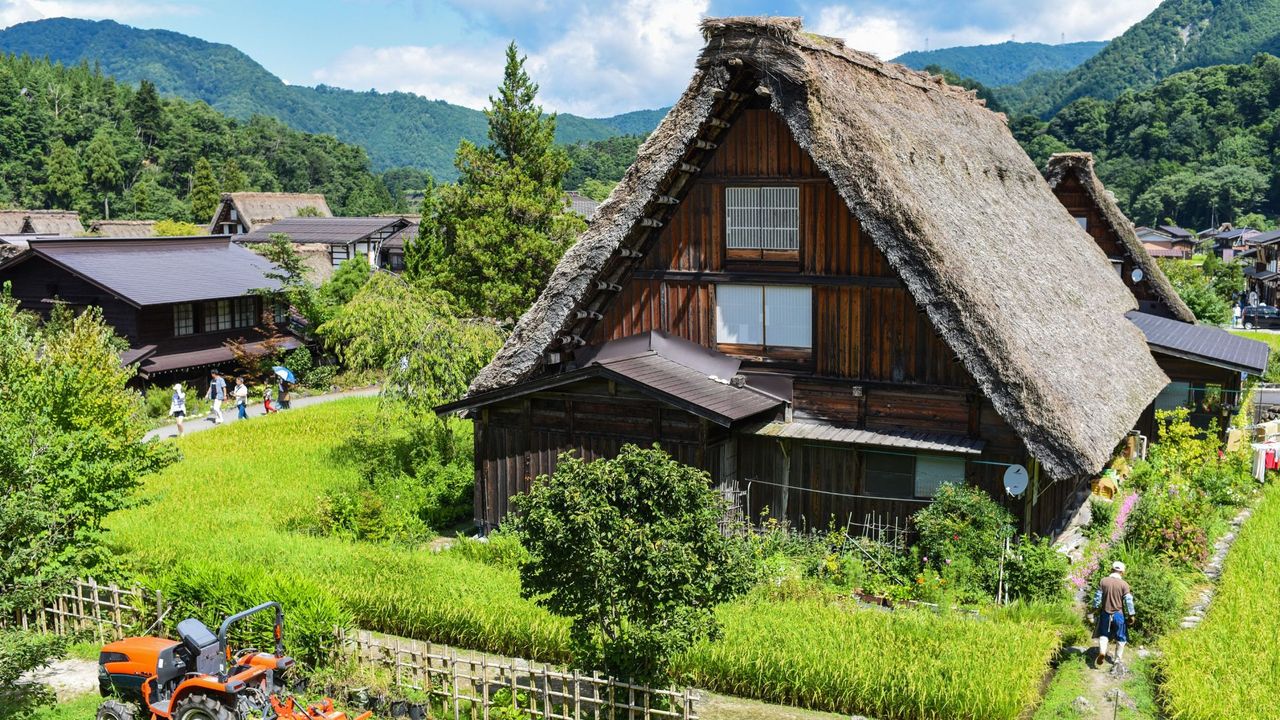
[176,618,221,676]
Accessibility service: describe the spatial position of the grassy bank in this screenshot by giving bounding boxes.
[109,398,1064,720]
[1158,483,1280,719]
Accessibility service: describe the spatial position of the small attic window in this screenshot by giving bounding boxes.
[1075,216,1088,230]
[726,187,799,257]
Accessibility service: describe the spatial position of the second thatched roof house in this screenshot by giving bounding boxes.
[208,192,332,235]
[441,16,1167,536]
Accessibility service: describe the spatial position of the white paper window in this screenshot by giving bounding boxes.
[233,297,255,328]
[914,455,965,499]
[715,284,763,346]
[331,244,351,268]
[726,186,799,250]
[173,303,193,336]
[716,284,811,349]
[203,299,231,332]
[1075,216,1088,230]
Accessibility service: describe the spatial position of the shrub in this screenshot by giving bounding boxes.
[1085,496,1117,540]
[1191,449,1255,509]
[1125,488,1210,568]
[913,484,1015,600]
[306,364,337,390]
[449,529,530,570]
[1094,545,1185,644]
[0,630,64,719]
[1005,536,1069,602]
[143,383,208,420]
[283,346,314,385]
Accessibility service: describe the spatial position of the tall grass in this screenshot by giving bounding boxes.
[680,596,1059,720]
[1159,483,1280,720]
[111,398,1064,719]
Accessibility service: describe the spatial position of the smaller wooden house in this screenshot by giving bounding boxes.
[237,216,409,281]
[208,192,332,235]
[441,17,1168,538]
[1045,153,1269,436]
[0,236,299,385]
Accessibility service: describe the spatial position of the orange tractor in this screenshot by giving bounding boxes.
[94,601,370,720]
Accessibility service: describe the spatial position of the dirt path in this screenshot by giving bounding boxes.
[697,692,852,720]
[20,657,99,702]
[143,386,380,441]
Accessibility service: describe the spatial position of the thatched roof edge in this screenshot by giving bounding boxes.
[1044,152,1196,324]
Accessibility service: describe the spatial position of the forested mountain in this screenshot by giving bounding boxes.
[893,40,1106,86]
[0,18,666,178]
[1011,0,1280,117]
[0,53,395,222]
[1017,54,1280,229]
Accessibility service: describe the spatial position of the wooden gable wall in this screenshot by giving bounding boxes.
[587,108,974,420]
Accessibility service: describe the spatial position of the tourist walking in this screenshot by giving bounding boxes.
[169,383,187,436]
[278,379,292,410]
[233,376,249,420]
[263,383,277,414]
[1093,560,1136,669]
[206,369,227,424]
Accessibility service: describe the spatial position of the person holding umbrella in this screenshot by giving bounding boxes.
[273,366,295,410]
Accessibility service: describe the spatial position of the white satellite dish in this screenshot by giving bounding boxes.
[1003,464,1029,496]
[1130,268,1144,283]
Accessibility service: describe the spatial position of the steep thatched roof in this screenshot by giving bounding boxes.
[469,16,1166,481]
[1044,152,1196,324]
[90,220,156,238]
[211,192,331,233]
[0,210,83,235]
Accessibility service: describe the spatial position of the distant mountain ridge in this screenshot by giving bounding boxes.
[1011,0,1280,117]
[0,18,667,178]
[893,40,1108,87]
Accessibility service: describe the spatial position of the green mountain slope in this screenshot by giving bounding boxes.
[1014,0,1280,117]
[893,40,1107,86]
[0,18,665,177]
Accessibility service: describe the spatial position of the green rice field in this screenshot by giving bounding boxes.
[108,397,1066,720]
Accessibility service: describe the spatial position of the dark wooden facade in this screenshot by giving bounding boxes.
[467,108,1090,537]
[0,255,278,385]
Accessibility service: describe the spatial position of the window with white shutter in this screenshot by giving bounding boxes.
[726,186,799,254]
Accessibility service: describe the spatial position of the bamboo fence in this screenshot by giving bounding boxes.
[9,577,164,643]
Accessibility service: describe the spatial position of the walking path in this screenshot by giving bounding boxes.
[144,386,380,441]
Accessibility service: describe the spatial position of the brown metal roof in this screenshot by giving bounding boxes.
[138,336,301,376]
[595,352,784,424]
[744,420,985,455]
[1128,311,1270,375]
[17,236,281,307]
[238,216,407,245]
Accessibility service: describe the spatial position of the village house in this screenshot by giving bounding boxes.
[1045,153,1268,438]
[207,192,332,235]
[1136,225,1198,258]
[380,218,420,272]
[0,236,299,386]
[90,219,157,238]
[0,209,84,237]
[439,17,1167,538]
[1244,229,1280,306]
[237,215,410,281]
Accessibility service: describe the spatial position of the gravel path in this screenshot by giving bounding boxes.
[144,386,380,442]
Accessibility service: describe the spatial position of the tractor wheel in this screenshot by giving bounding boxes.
[96,699,138,720]
[172,694,242,720]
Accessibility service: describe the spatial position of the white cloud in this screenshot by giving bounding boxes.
[0,0,196,28]
[314,0,708,117]
[314,43,509,110]
[810,6,912,59]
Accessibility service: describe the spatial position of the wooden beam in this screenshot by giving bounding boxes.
[632,269,904,288]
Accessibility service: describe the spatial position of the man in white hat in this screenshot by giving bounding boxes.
[1093,560,1135,668]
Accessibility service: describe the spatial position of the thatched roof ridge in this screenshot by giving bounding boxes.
[469,16,1166,481]
[1044,152,1196,324]
[90,219,157,238]
[0,209,83,235]
[214,192,331,233]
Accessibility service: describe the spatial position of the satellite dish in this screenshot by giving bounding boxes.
[1003,464,1029,496]
[1130,268,1144,283]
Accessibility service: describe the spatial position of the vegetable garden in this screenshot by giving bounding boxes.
[105,397,1070,720]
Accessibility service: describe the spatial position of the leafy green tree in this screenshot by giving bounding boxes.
[318,255,372,308]
[252,233,326,330]
[343,173,393,215]
[416,44,585,319]
[124,167,186,220]
[42,139,84,208]
[0,630,65,719]
[579,178,617,202]
[128,79,164,149]
[1234,212,1275,230]
[1048,97,1109,152]
[189,157,220,223]
[318,273,502,412]
[1160,259,1232,324]
[511,445,753,685]
[0,295,176,709]
[84,127,124,196]
[220,158,248,193]
[153,219,203,236]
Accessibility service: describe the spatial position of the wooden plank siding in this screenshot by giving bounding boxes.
[473,106,1080,537]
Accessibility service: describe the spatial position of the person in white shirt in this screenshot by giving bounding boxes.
[206,370,226,424]
[169,383,187,436]
[233,376,250,420]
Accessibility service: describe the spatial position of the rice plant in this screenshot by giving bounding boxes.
[1159,483,1280,720]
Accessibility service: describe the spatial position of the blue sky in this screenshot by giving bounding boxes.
[0,0,1160,117]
